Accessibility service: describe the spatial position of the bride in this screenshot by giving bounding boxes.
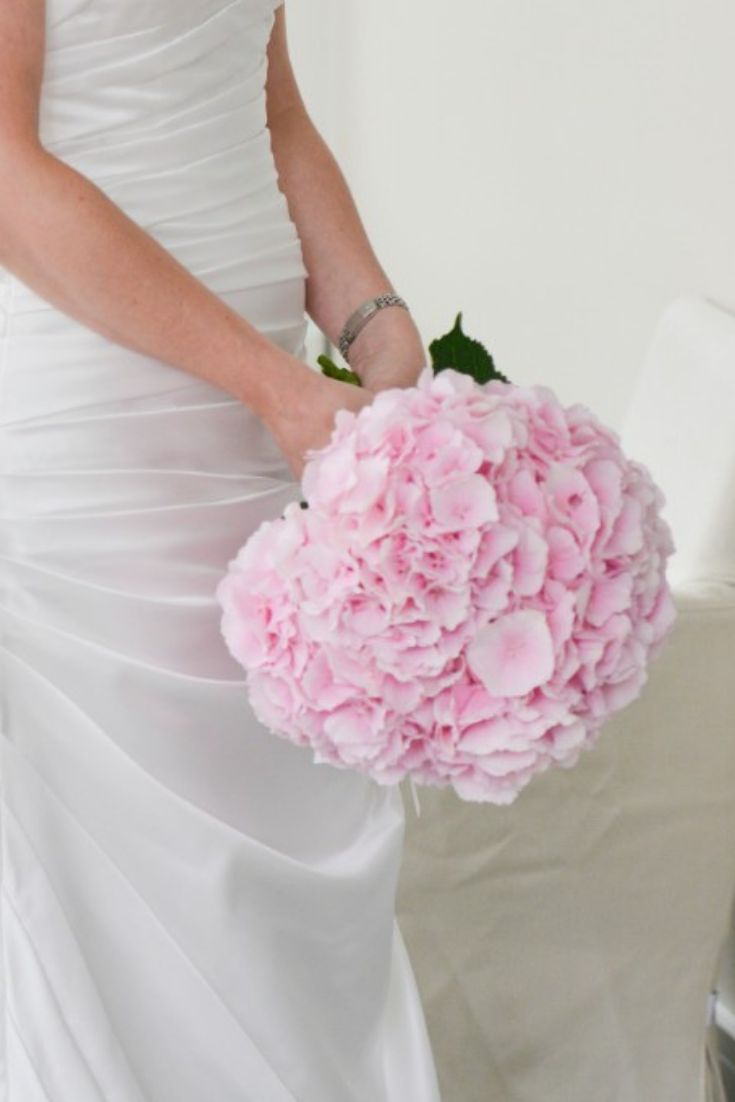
[0,1,440,1099]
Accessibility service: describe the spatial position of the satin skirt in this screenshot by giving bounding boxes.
[0,271,441,1101]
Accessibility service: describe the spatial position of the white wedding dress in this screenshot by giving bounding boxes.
[0,1,441,1098]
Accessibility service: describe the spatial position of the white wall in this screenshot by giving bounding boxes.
[285,0,735,431]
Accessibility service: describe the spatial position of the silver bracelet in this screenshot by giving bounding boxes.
[337,293,410,363]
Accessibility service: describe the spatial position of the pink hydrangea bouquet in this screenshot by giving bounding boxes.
[215,314,678,806]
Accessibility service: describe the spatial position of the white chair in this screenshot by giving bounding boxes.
[395,296,735,1101]
[716,918,735,1096]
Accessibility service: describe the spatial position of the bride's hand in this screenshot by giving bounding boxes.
[267,368,377,484]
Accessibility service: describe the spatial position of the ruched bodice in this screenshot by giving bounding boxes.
[0,3,442,1099]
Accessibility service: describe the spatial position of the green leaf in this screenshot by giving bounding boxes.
[428,311,510,385]
[316,353,363,387]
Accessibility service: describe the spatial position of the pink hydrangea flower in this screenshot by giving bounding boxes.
[216,367,678,804]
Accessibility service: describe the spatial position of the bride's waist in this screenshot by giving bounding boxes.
[2,109,307,291]
[52,118,296,239]
[0,273,308,434]
[0,175,307,316]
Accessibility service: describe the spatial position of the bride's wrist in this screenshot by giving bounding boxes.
[346,309,427,389]
[345,305,423,368]
[247,344,323,429]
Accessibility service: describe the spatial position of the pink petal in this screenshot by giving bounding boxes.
[466,608,556,697]
[605,496,644,555]
[586,572,633,627]
[430,474,499,529]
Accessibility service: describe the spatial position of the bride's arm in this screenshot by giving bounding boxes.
[266,5,427,388]
[0,0,321,428]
